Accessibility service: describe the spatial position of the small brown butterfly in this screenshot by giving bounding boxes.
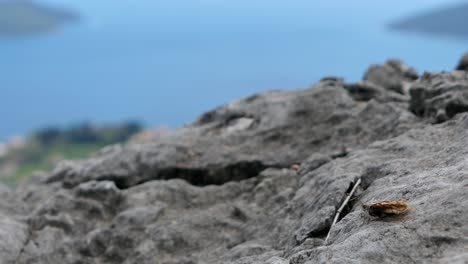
[362,199,412,218]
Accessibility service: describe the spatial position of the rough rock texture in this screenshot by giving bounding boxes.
[344,80,409,103]
[456,53,468,71]
[1,55,468,264]
[409,71,468,123]
[363,59,419,95]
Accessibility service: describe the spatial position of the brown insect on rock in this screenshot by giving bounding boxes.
[362,199,412,218]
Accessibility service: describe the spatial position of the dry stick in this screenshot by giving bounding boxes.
[324,178,361,244]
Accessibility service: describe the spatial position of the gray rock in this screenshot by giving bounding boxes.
[265,256,289,264]
[0,215,29,264]
[298,153,331,176]
[344,80,409,103]
[44,81,416,190]
[409,71,468,123]
[364,59,419,94]
[2,58,468,264]
[456,53,468,71]
[295,114,468,263]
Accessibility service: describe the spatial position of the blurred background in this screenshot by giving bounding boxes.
[0,0,467,185]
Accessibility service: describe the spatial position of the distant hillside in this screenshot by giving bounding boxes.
[389,2,468,39]
[0,0,78,36]
[0,121,144,186]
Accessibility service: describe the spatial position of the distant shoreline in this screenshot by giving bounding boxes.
[0,0,79,37]
[389,2,468,40]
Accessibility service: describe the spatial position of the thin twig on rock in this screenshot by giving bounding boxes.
[325,178,361,244]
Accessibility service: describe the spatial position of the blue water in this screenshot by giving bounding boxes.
[1,0,467,141]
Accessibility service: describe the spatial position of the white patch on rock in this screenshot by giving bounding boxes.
[224,117,255,134]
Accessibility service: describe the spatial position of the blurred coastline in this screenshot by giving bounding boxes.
[0,121,144,186]
[1,1,468,143]
[389,1,468,40]
[0,0,78,37]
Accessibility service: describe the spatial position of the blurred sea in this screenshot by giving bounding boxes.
[0,0,467,140]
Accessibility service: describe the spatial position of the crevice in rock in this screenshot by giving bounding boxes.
[330,147,350,159]
[231,206,249,222]
[196,110,254,127]
[156,161,267,187]
[92,176,128,190]
[98,161,269,189]
[326,179,362,235]
[304,226,330,241]
[302,178,362,245]
[337,181,361,222]
[446,102,468,118]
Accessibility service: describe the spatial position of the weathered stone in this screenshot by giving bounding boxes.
[0,215,29,264]
[344,80,409,102]
[43,81,415,190]
[409,71,468,123]
[455,53,468,71]
[2,58,468,264]
[364,59,419,94]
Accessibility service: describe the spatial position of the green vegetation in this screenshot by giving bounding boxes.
[0,121,143,187]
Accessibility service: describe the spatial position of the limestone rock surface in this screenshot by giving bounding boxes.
[2,55,468,264]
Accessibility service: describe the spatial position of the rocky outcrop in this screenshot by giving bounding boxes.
[409,71,468,123]
[363,59,419,95]
[1,55,468,264]
[456,53,468,71]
